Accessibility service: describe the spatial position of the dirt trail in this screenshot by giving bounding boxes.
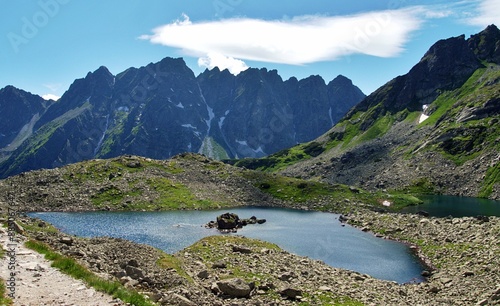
[0,229,122,306]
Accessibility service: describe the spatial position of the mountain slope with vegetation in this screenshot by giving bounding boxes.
[0,153,420,214]
[239,25,500,200]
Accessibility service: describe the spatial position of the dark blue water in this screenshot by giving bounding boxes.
[402,195,500,217]
[29,207,425,283]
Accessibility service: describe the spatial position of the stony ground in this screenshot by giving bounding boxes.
[0,154,288,213]
[0,227,124,306]
[281,121,500,201]
[344,210,500,305]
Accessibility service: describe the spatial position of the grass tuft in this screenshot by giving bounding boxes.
[24,240,156,306]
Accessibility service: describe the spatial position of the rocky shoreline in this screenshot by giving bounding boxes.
[3,207,499,305]
[0,154,498,305]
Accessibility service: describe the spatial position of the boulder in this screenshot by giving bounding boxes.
[125,265,145,280]
[209,213,267,231]
[171,294,196,306]
[417,210,430,217]
[475,215,490,222]
[216,278,252,298]
[217,213,240,230]
[421,270,432,277]
[232,245,252,254]
[212,261,227,269]
[197,270,209,279]
[59,237,73,246]
[279,272,296,282]
[280,287,303,299]
[10,221,24,234]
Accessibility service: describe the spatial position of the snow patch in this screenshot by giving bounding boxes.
[419,104,430,123]
[235,139,267,157]
[218,117,226,129]
[181,124,196,129]
[254,146,265,154]
[328,107,334,126]
[176,102,184,108]
[93,115,110,157]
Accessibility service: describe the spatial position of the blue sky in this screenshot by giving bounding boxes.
[1,0,499,100]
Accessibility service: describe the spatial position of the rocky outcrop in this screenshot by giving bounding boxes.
[468,24,500,64]
[206,212,266,232]
[216,213,240,230]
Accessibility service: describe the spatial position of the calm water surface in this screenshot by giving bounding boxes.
[29,207,425,284]
[403,195,500,217]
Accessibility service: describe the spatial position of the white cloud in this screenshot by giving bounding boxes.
[198,52,249,75]
[468,0,500,26]
[423,10,454,19]
[140,9,424,70]
[42,93,60,101]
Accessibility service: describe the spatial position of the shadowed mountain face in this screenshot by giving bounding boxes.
[0,58,364,178]
[242,25,500,200]
[0,86,49,163]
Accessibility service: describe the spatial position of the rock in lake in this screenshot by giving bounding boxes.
[208,213,267,232]
[217,213,240,230]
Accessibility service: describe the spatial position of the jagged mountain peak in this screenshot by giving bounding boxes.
[147,57,197,78]
[264,25,500,200]
[158,56,188,67]
[0,55,365,177]
[0,85,20,93]
[329,75,353,86]
[468,24,500,64]
[90,65,113,76]
[0,85,48,152]
[0,85,41,99]
[0,86,47,109]
[299,75,326,86]
[346,24,500,120]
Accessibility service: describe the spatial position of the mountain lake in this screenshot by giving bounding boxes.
[402,195,500,217]
[29,207,427,284]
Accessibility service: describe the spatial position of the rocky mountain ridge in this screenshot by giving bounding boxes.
[0,59,364,178]
[239,25,500,200]
[0,86,51,163]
